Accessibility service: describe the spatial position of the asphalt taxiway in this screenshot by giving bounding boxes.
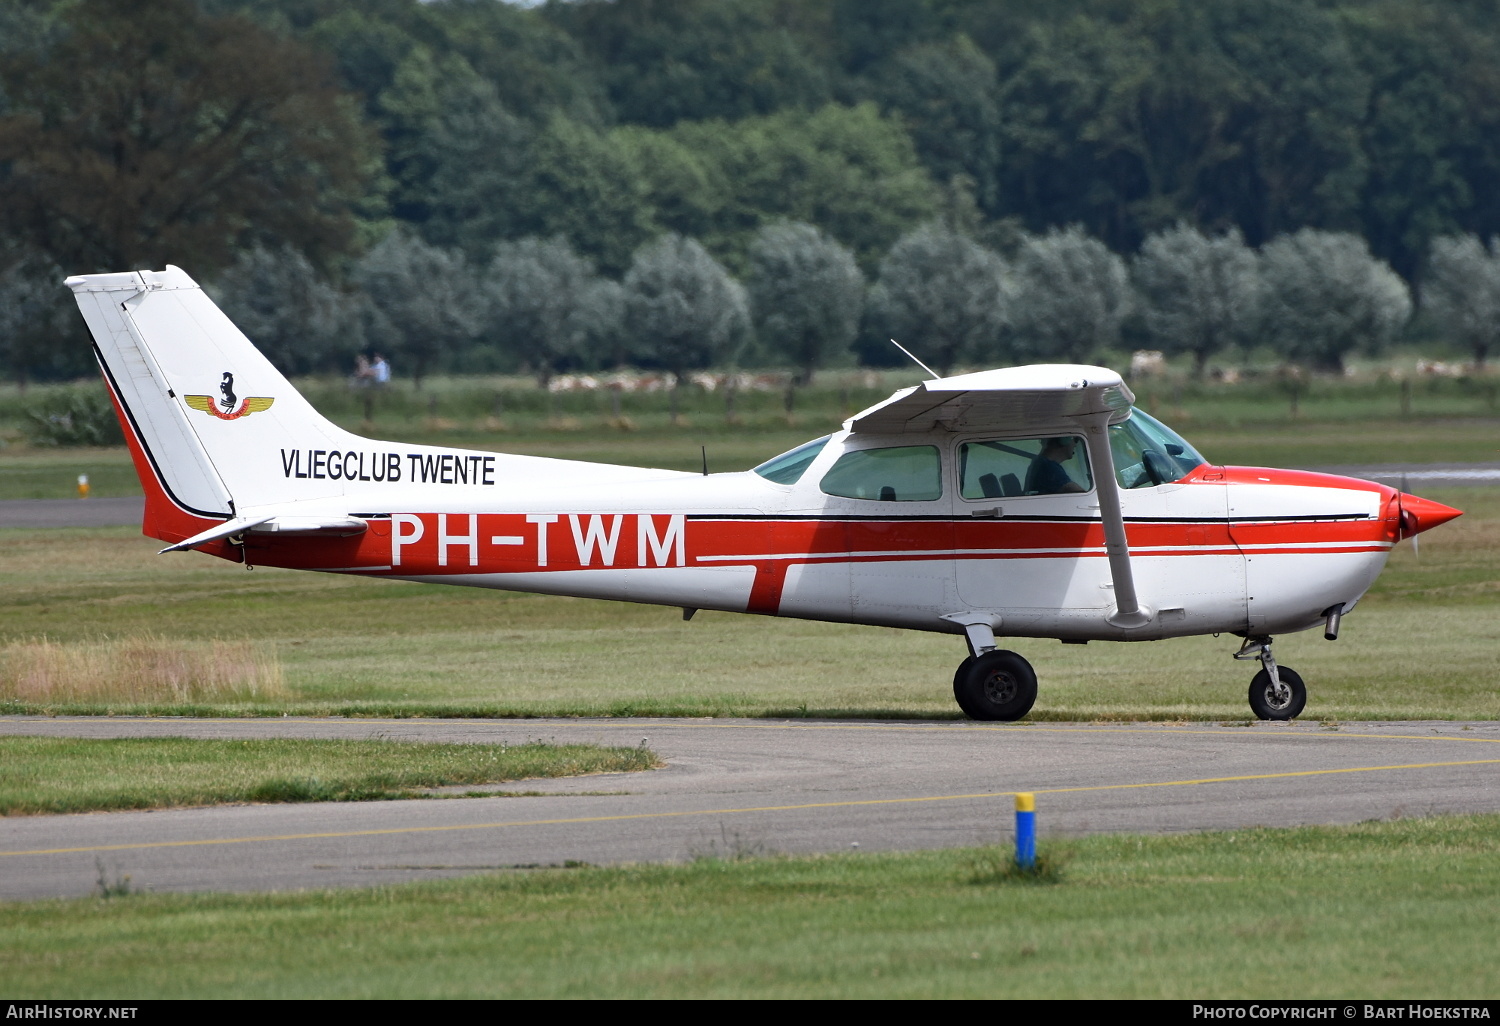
[2,717,1497,900]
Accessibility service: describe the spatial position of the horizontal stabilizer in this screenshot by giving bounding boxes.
[158,514,368,553]
[246,515,369,537]
[158,515,275,553]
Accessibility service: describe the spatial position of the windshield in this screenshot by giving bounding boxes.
[1108,410,1207,489]
[752,435,831,484]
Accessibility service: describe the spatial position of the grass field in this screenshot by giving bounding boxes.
[3,368,1497,720]
[1,484,1495,720]
[1,813,1495,998]
[2,377,1495,993]
[0,736,657,815]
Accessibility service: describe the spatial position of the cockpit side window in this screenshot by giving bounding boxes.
[959,436,1092,498]
[820,445,942,501]
[753,435,831,484]
[1108,411,1207,489]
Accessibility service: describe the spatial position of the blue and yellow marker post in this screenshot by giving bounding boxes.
[1015,792,1036,870]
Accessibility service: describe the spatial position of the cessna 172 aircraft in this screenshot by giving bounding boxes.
[67,266,1462,721]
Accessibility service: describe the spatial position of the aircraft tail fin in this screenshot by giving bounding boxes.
[66,266,360,545]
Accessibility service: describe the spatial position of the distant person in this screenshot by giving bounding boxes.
[371,353,390,387]
[1026,437,1086,494]
[352,353,372,388]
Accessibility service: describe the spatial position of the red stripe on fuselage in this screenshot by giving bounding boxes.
[245,511,1394,616]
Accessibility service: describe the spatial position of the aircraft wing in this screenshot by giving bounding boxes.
[849,364,1150,628]
[846,365,1134,436]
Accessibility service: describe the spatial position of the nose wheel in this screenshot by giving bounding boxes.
[953,650,1038,721]
[1235,637,1306,720]
[1249,666,1306,720]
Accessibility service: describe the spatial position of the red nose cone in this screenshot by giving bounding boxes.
[1399,493,1464,538]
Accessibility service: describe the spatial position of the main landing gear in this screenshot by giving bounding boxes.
[1234,636,1306,720]
[948,634,1309,722]
[953,650,1038,721]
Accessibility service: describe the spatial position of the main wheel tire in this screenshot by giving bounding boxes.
[952,655,975,695]
[954,650,1038,721]
[1248,666,1306,721]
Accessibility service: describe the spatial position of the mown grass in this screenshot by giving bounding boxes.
[1,814,1495,997]
[0,737,658,815]
[0,447,143,500]
[0,487,1494,720]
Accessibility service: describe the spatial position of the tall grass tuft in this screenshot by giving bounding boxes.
[0,635,287,704]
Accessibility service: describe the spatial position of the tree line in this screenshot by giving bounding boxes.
[3,0,1500,384]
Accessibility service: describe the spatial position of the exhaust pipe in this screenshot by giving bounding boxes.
[1323,604,1343,641]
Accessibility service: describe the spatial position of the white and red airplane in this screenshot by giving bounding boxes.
[67,266,1462,721]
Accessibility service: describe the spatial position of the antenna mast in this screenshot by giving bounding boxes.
[889,338,940,380]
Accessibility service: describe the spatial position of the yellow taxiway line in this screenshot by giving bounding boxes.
[5,756,1497,859]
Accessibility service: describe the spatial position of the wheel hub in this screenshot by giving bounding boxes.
[983,671,1018,705]
[1261,682,1292,710]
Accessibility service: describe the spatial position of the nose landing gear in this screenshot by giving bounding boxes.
[1234,636,1306,720]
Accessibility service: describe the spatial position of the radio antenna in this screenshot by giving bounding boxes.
[890,338,939,380]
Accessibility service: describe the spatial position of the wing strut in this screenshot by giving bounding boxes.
[1082,413,1151,628]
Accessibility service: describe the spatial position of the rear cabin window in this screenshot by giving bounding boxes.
[753,435,831,484]
[959,437,1092,498]
[820,445,942,501]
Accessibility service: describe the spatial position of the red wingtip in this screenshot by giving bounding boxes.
[1399,493,1463,538]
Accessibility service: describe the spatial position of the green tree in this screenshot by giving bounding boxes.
[481,237,622,386]
[747,222,864,385]
[1206,0,1369,242]
[426,0,607,126]
[1133,224,1261,377]
[1259,228,1410,374]
[1009,226,1132,364]
[994,6,1221,247]
[867,222,1009,376]
[613,127,727,248]
[0,241,85,387]
[663,103,940,270]
[378,47,529,257]
[832,0,946,75]
[356,229,478,388]
[514,117,658,276]
[0,0,62,69]
[868,35,1002,215]
[1421,234,1500,369]
[0,0,380,278]
[545,0,832,127]
[209,0,607,125]
[1343,1,1500,279]
[209,245,362,377]
[298,6,422,121]
[990,0,1369,252]
[622,234,749,414]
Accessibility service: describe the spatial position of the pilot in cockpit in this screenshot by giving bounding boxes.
[1026,437,1087,494]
